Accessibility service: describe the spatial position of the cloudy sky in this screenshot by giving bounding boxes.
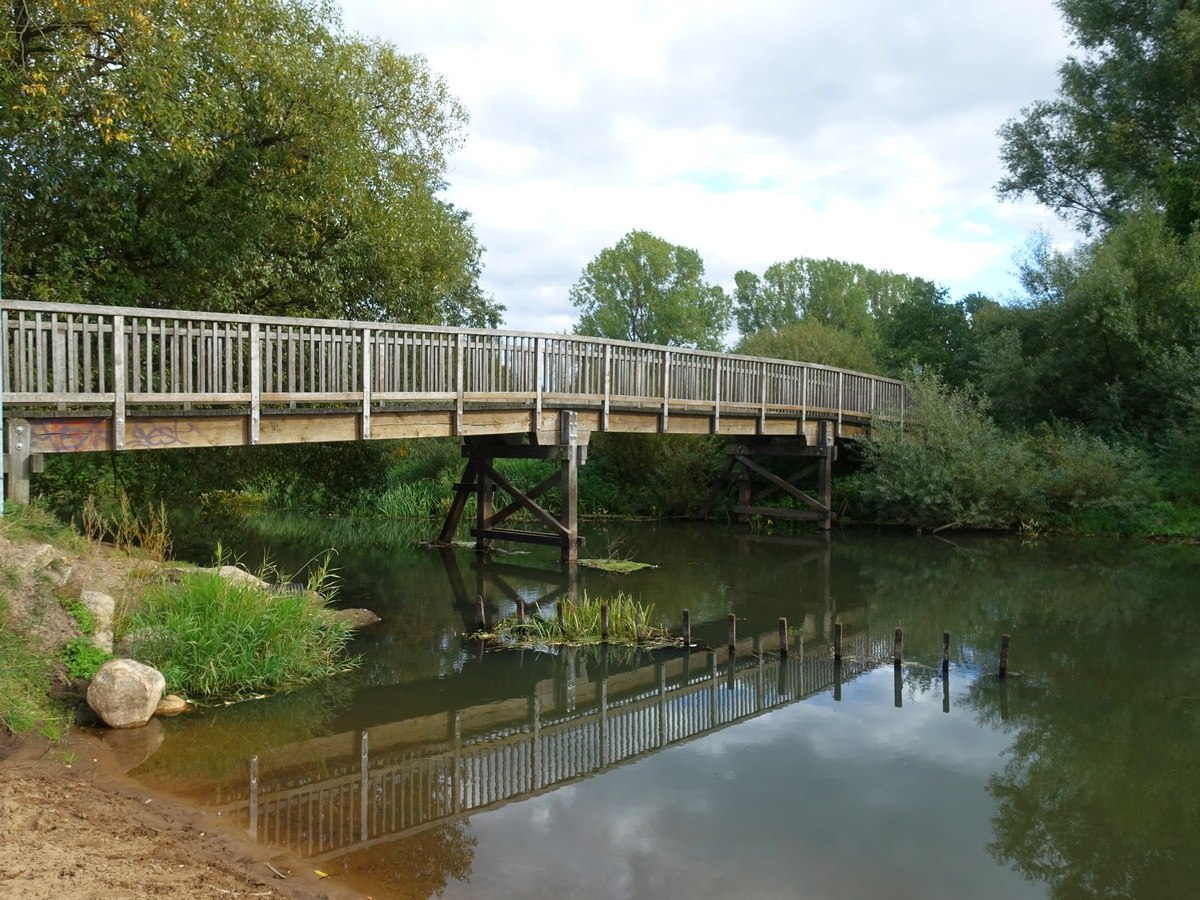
[339,0,1079,335]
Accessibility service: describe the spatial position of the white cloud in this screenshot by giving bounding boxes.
[341,0,1079,332]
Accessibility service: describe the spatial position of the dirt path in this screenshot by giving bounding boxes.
[0,730,365,900]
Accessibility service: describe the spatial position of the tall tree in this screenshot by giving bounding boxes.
[1,0,502,326]
[570,230,730,350]
[997,0,1200,236]
[733,257,918,344]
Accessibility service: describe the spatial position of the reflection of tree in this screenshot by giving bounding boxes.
[964,596,1200,898]
[338,822,477,899]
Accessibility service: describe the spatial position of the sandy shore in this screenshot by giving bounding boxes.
[0,729,366,900]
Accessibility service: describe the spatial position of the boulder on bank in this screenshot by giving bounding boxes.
[87,659,166,729]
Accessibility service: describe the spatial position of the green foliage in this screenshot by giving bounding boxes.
[735,319,878,372]
[1,0,501,326]
[128,566,357,699]
[0,501,82,550]
[733,257,921,345]
[571,230,731,350]
[581,433,724,518]
[877,282,977,385]
[59,598,96,635]
[997,0,1200,235]
[59,638,112,681]
[849,377,1157,531]
[975,211,1200,438]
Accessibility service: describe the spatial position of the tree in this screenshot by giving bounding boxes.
[876,280,977,386]
[570,230,730,350]
[997,0,1200,236]
[972,209,1200,435]
[733,257,918,345]
[735,319,878,372]
[1,0,502,326]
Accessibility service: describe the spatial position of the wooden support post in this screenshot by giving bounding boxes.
[942,631,951,672]
[476,596,486,630]
[999,633,1011,678]
[894,664,903,708]
[516,598,525,625]
[5,418,31,504]
[248,755,259,839]
[942,668,950,714]
[893,626,904,667]
[778,617,789,658]
[833,619,843,663]
[727,613,737,655]
[556,599,565,632]
[682,609,691,648]
[600,603,609,642]
[475,462,494,553]
[818,419,834,532]
[559,411,579,564]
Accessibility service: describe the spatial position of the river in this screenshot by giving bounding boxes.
[128,514,1200,899]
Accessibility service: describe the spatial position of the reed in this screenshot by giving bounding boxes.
[475,592,672,649]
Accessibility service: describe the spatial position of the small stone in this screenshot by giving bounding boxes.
[332,608,382,629]
[216,565,271,591]
[154,694,191,717]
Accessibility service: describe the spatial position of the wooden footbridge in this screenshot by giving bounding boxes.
[155,629,893,863]
[1,300,909,555]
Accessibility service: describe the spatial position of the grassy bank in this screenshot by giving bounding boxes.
[0,503,358,739]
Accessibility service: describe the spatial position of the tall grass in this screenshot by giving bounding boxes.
[128,564,357,699]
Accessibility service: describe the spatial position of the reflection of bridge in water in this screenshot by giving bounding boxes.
[219,631,890,862]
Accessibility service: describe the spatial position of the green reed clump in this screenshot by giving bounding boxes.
[478,592,673,648]
[128,564,357,699]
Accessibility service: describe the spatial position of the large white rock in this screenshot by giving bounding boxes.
[87,659,166,729]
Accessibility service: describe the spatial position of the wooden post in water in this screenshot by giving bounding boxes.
[942,631,951,671]
[516,599,525,625]
[476,596,486,630]
[600,603,609,642]
[778,617,789,658]
[894,664,903,709]
[999,633,1011,678]
[556,600,565,633]
[942,668,950,714]
[727,613,737,655]
[248,754,259,839]
[682,609,691,647]
[833,619,843,663]
[893,627,904,668]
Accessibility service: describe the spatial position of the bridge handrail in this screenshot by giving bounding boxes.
[1,299,910,427]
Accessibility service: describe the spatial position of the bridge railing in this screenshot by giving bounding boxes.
[1,300,909,423]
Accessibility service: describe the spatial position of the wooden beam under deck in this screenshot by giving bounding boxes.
[20,405,871,456]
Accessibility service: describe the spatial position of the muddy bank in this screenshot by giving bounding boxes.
[0,729,365,900]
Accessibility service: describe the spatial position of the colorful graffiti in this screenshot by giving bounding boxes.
[30,419,110,453]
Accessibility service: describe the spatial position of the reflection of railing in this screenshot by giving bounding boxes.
[223,634,888,861]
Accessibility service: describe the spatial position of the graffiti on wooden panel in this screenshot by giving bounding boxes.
[128,420,201,448]
[31,420,110,453]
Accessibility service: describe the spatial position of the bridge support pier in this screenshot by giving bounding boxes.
[437,411,585,563]
[701,419,837,531]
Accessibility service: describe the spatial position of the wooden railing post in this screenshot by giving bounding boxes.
[602,344,612,431]
[454,332,464,436]
[535,336,544,428]
[249,322,260,445]
[112,314,126,450]
[661,350,671,432]
[361,327,372,440]
[712,356,722,434]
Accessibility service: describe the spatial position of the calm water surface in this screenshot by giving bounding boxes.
[127,516,1200,899]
